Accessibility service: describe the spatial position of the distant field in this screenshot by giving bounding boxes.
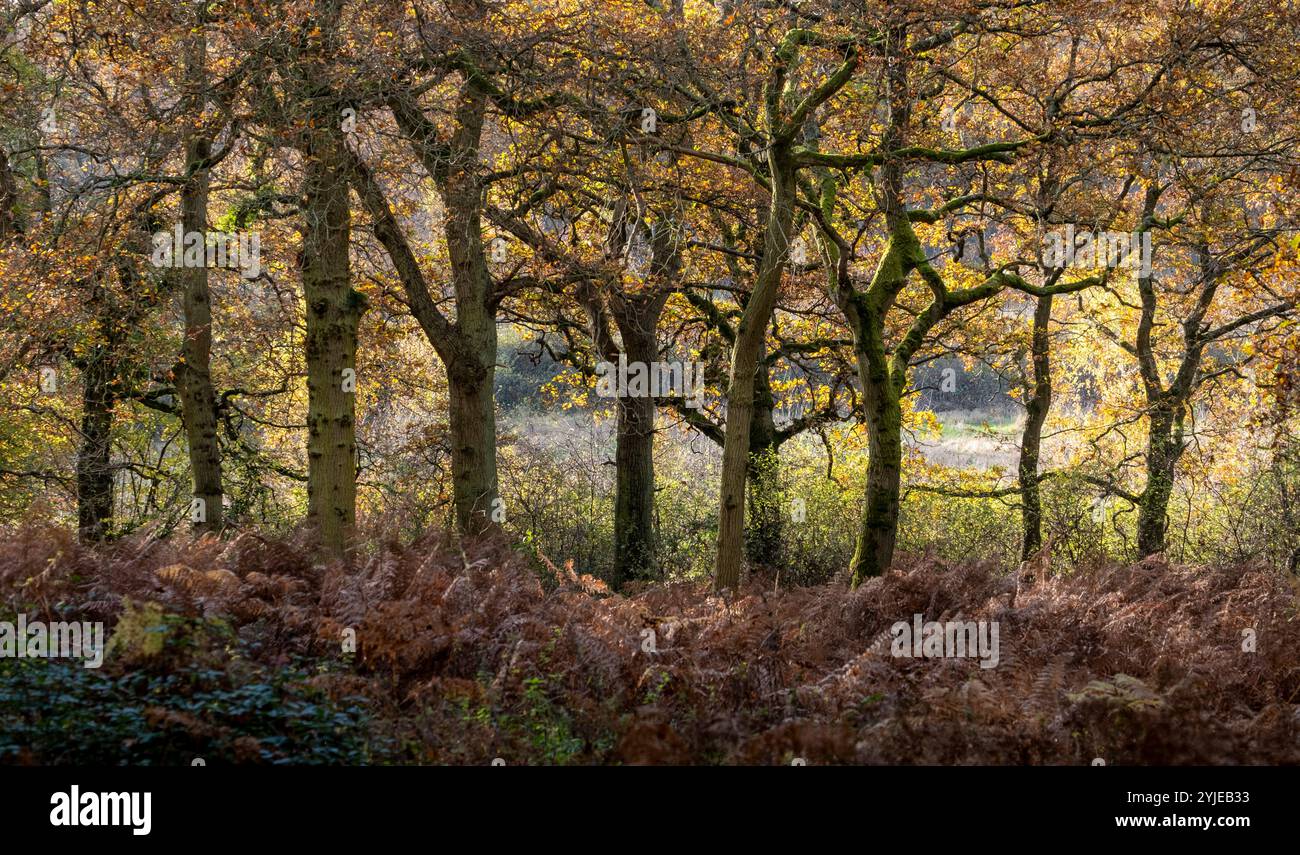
[915,410,1022,470]
[504,408,1028,472]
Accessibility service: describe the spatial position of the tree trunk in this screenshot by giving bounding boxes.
[447,353,499,534]
[850,364,903,584]
[441,84,500,536]
[341,135,498,537]
[714,147,795,590]
[1018,293,1053,559]
[611,314,659,585]
[300,128,360,559]
[348,84,503,538]
[33,147,50,218]
[175,27,223,533]
[0,146,17,239]
[745,362,782,567]
[1137,405,1181,557]
[77,338,116,542]
[843,57,914,586]
[839,223,914,587]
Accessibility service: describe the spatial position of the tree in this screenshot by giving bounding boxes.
[173,7,225,534]
[288,0,363,557]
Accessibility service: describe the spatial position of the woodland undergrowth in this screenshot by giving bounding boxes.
[1,521,1297,765]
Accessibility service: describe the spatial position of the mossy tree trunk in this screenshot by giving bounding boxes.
[1018,293,1053,559]
[76,327,117,542]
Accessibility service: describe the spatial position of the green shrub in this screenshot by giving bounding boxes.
[0,613,381,765]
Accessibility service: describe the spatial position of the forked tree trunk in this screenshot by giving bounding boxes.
[345,88,500,538]
[1130,199,1187,560]
[843,54,914,586]
[300,128,360,558]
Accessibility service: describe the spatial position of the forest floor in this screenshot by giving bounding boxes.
[2,522,1298,765]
